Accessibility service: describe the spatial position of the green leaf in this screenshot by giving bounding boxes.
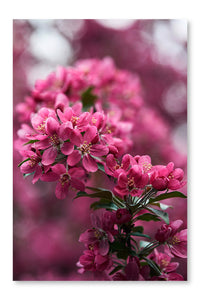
[23,139,39,145]
[130,232,151,239]
[23,171,35,178]
[136,213,160,222]
[81,86,97,110]
[74,190,113,201]
[139,240,151,249]
[90,199,118,211]
[116,249,130,260]
[109,265,124,276]
[132,226,144,233]
[149,191,187,204]
[143,258,162,276]
[110,240,126,252]
[97,163,105,173]
[146,207,169,224]
[18,158,30,167]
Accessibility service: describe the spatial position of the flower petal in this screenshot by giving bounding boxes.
[67,150,82,166]
[90,144,109,157]
[42,147,57,165]
[61,142,74,155]
[83,126,97,143]
[82,154,98,172]
[45,117,60,135]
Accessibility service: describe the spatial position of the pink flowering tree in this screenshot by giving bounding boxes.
[15,58,187,281]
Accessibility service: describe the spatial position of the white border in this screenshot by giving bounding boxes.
[1,0,199,299]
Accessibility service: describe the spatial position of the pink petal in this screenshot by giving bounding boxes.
[83,126,97,143]
[69,167,85,178]
[55,93,69,111]
[32,165,42,184]
[42,147,57,165]
[61,142,74,155]
[35,138,50,150]
[59,123,73,141]
[122,154,131,170]
[118,173,128,188]
[90,144,109,157]
[168,179,182,190]
[40,172,59,182]
[82,154,98,172]
[45,117,60,135]
[55,182,69,199]
[71,178,85,191]
[70,129,82,146]
[67,150,82,166]
[106,154,116,171]
[51,163,66,175]
[98,239,109,256]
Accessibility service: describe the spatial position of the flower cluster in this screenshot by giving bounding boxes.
[15,58,187,281]
[77,208,187,281]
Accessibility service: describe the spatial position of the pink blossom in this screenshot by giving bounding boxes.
[41,164,85,199]
[77,249,112,273]
[20,149,44,184]
[32,66,69,102]
[151,162,186,191]
[114,165,149,197]
[155,220,187,258]
[150,249,184,281]
[16,96,36,122]
[67,126,109,172]
[35,117,74,166]
[57,103,91,131]
[105,154,131,177]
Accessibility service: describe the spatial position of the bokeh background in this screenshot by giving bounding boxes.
[13,19,187,280]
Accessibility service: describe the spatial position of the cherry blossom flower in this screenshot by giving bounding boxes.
[32,66,69,102]
[150,249,184,281]
[41,164,85,199]
[151,162,186,191]
[67,126,109,172]
[35,117,74,166]
[155,220,187,258]
[114,165,149,197]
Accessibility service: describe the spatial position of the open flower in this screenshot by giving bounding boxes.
[151,162,186,191]
[77,249,112,273]
[155,220,187,258]
[149,249,184,281]
[36,117,74,166]
[67,126,109,172]
[105,153,131,177]
[114,165,149,197]
[32,66,69,102]
[41,164,85,199]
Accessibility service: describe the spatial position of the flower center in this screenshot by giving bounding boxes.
[94,229,102,239]
[59,173,70,186]
[71,116,79,127]
[168,172,174,179]
[79,141,92,154]
[49,133,60,147]
[171,235,180,245]
[142,162,152,173]
[161,259,169,268]
[91,117,97,125]
[37,119,46,133]
[29,155,39,167]
[128,177,135,190]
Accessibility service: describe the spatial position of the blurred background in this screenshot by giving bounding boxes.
[13,19,187,280]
